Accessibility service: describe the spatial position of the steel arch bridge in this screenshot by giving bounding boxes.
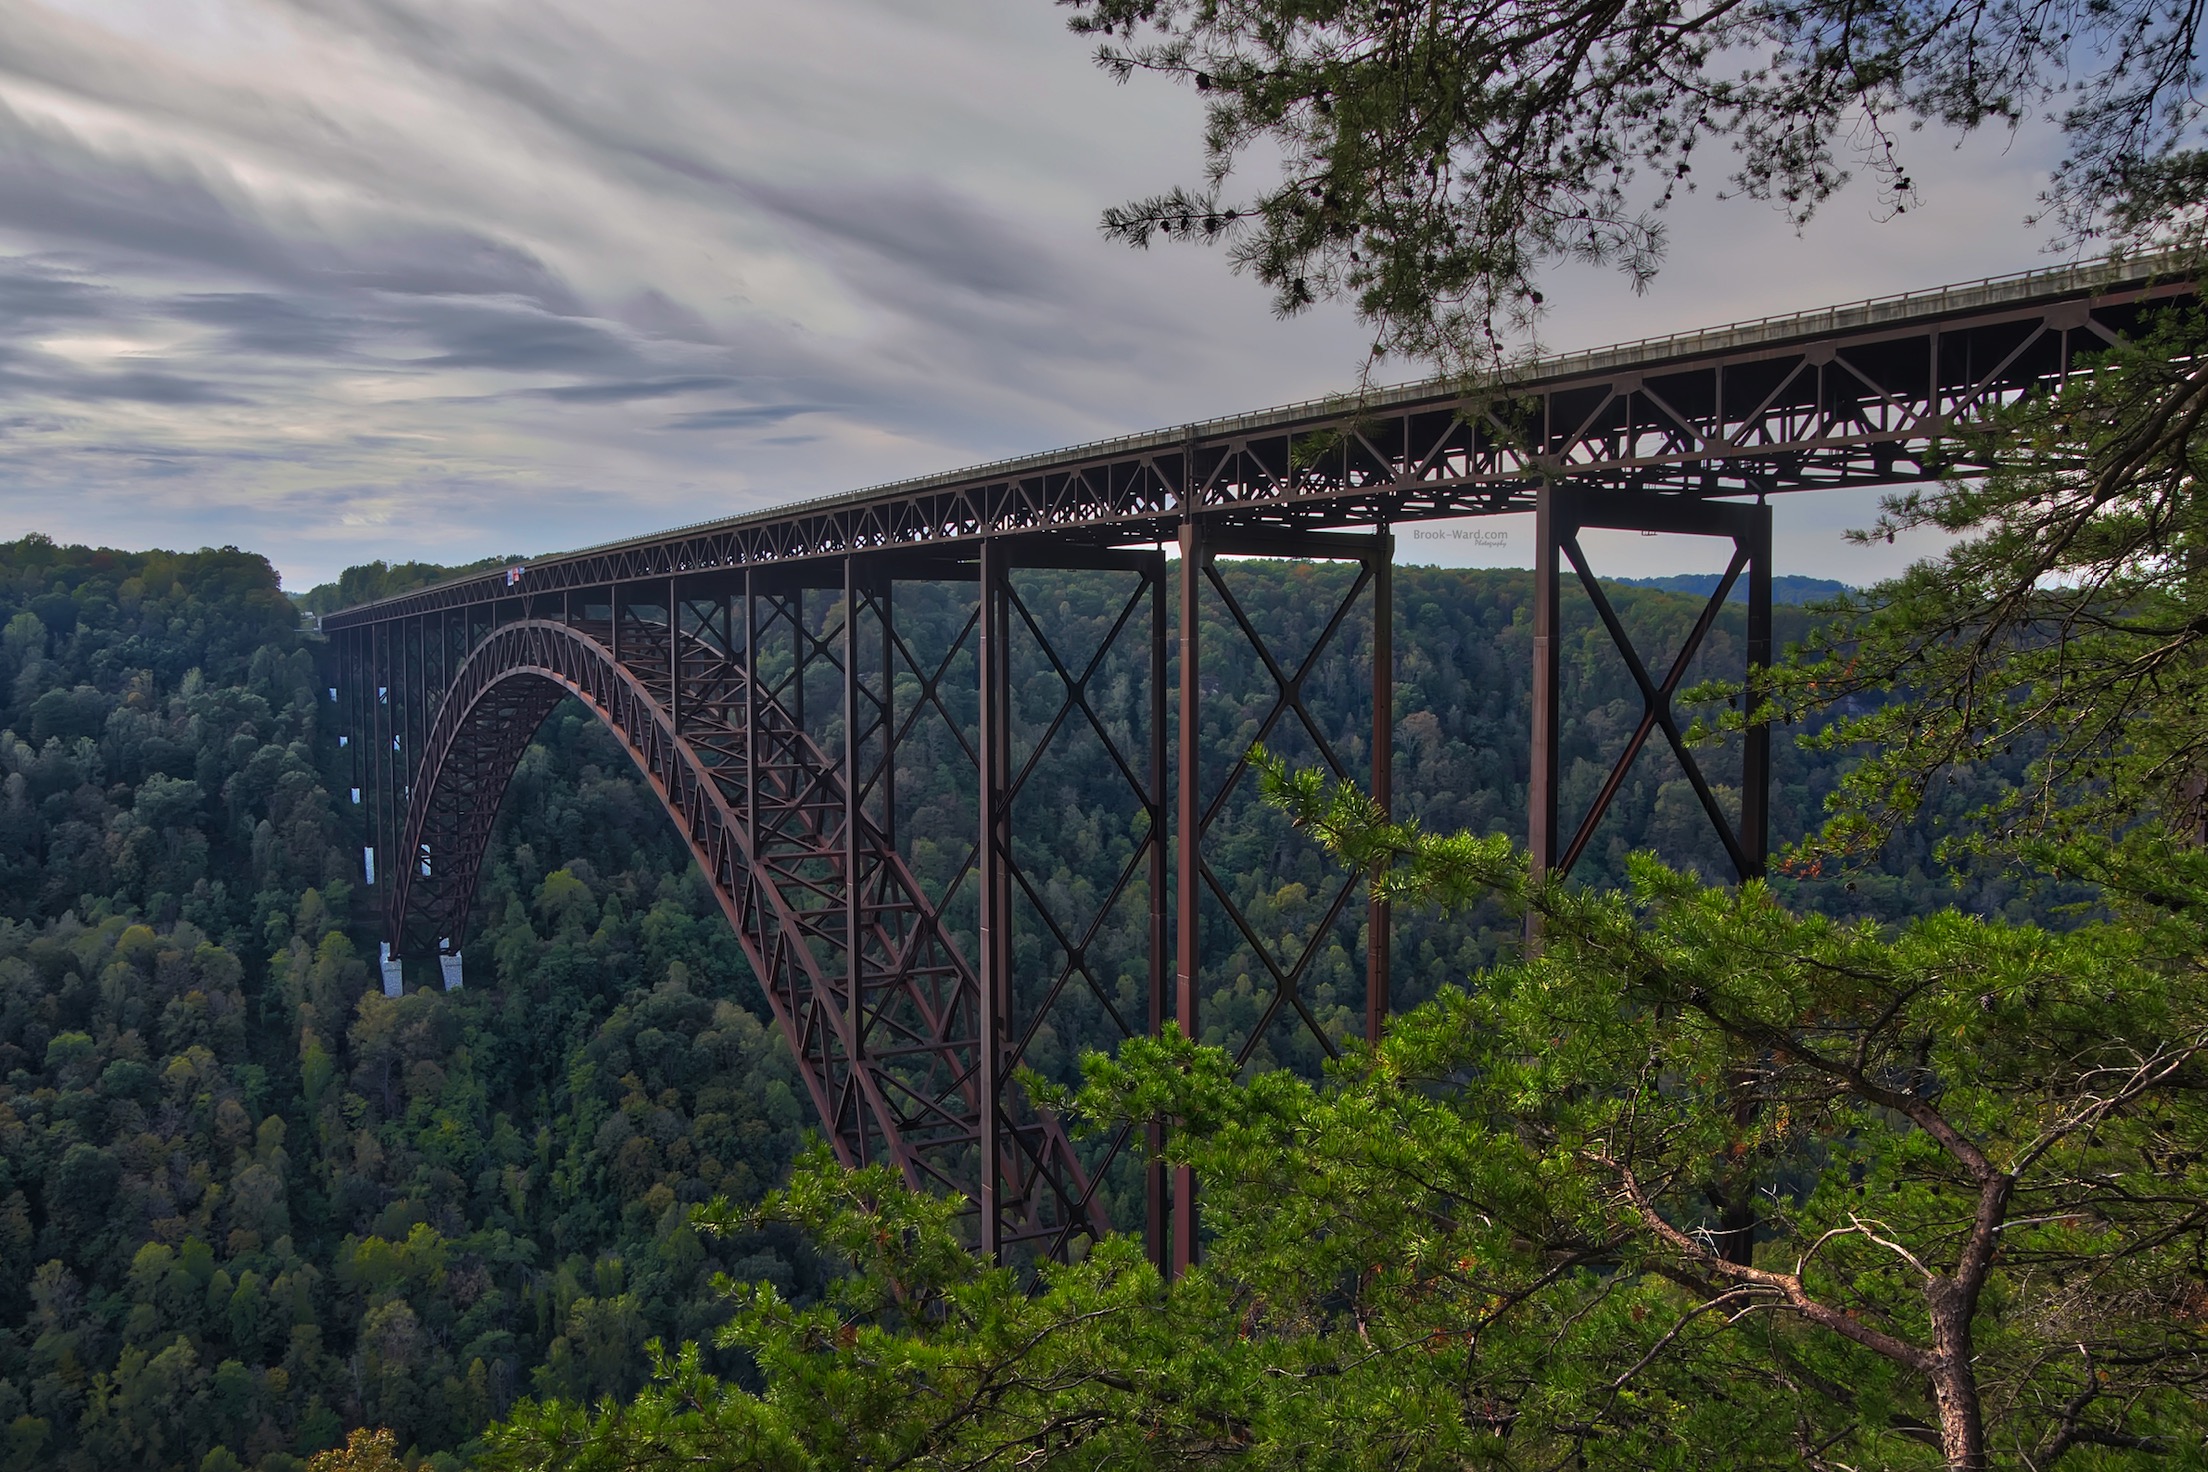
[321,251,2194,1268]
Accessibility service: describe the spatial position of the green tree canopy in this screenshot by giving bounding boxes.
[1068,0,2208,368]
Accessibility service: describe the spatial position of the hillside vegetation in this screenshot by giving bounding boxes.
[0,534,2012,1469]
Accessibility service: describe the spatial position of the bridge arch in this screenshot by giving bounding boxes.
[387,617,1101,1252]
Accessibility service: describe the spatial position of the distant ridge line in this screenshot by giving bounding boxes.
[1612,573,1854,605]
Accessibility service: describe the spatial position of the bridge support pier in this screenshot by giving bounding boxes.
[974,543,1173,1262]
[977,539,1012,1260]
[1172,520,1202,1279]
[1526,487,1774,921]
[1165,519,1395,1274]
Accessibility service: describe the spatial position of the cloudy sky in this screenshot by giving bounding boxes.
[0,0,2077,589]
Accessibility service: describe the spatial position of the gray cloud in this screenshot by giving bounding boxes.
[662,403,827,431]
[168,292,361,357]
[0,0,2075,588]
[0,97,588,316]
[736,178,1060,301]
[404,301,642,373]
[0,100,300,280]
[0,259,117,326]
[527,375,736,404]
[55,369,240,405]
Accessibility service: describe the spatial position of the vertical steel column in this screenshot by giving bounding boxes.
[743,570,758,857]
[340,626,353,794]
[1172,519,1204,1276]
[842,557,864,1067]
[1740,501,1774,879]
[669,577,682,734]
[976,538,1013,1260]
[400,617,414,882]
[1367,529,1393,1046]
[791,585,806,737]
[1147,556,1169,1270]
[397,616,407,791]
[390,617,409,958]
[387,619,403,920]
[345,629,360,804]
[340,630,357,901]
[410,616,424,781]
[1527,485,1565,940]
[371,624,385,872]
[880,575,895,847]
[373,620,391,897]
[409,616,424,817]
[369,624,381,837]
[426,615,438,759]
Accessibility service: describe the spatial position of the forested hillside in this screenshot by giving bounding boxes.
[0,534,2025,1470]
[0,536,814,1472]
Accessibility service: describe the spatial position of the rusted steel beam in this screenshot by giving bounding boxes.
[1530,489,1777,893]
[1173,519,1203,1277]
[324,255,2191,632]
[1368,527,1392,1047]
[977,537,1011,1259]
[1741,506,1774,879]
[1147,558,1169,1272]
[1528,487,1562,894]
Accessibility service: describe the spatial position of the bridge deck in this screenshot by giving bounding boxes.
[322,248,2193,626]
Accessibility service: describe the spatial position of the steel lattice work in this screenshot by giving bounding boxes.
[322,253,2197,1266]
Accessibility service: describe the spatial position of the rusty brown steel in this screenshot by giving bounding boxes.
[387,615,1101,1253]
[329,256,2194,1264]
[323,256,2188,633]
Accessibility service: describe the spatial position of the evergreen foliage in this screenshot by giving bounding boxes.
[1066,0,2208,370]
[482,846,2208,1468]
[1762,305,2208,877]
[0,533,2080,1469]
[478,647,2207,1472]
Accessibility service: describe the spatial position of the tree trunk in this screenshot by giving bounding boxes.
[1927,1278,1987,1471]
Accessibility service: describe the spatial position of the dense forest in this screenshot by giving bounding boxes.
[0,535,2022,1470]
[0,536,815,1472]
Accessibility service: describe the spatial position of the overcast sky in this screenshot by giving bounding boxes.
[0,0,2079,589]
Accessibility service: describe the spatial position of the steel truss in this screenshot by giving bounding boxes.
[322,255,2196,1265]
[1168,524,1393,1271]
[977,546,1173,1260]
[324,255,2186,629]
[1528,489,1773,893]
[369,577,1109,1256]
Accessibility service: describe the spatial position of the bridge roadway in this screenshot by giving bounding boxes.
[321,251,2194,1268]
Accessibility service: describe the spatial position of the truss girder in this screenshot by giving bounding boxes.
[322,262,2187,632]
